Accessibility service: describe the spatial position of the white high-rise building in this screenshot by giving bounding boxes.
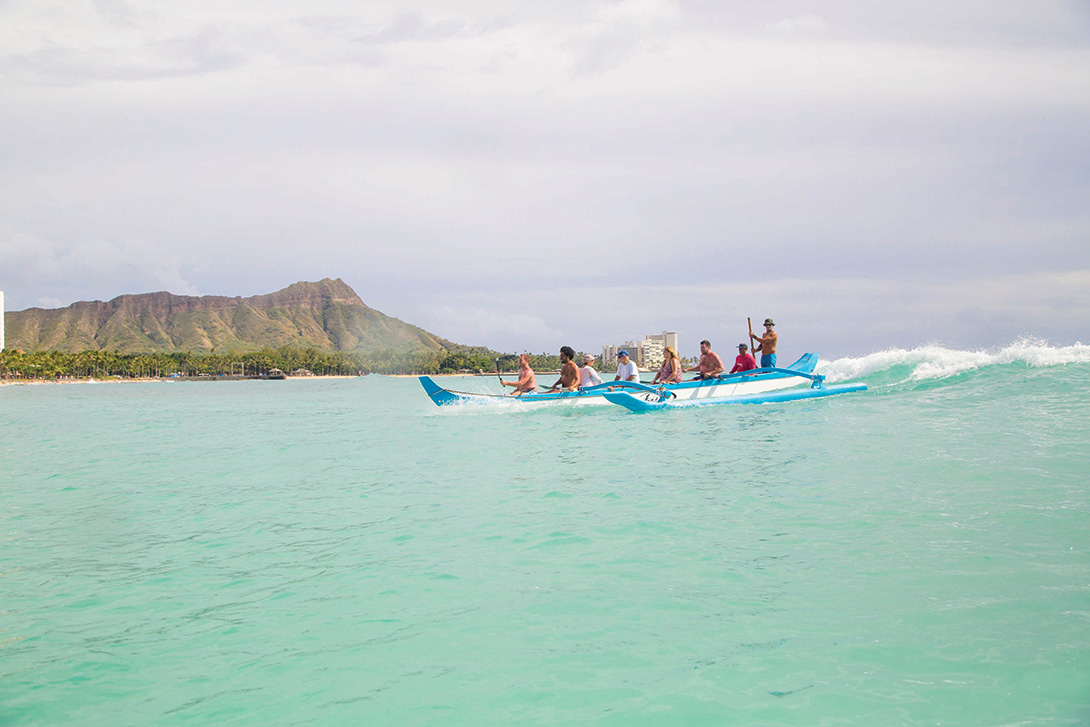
[638,331,678,368]
[644,330,678,353]
[601,341,639,369]
[0,290,5,351]
[601,331,678,370]
[640,337,665,368]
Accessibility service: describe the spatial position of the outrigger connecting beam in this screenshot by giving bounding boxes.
[711,367,827,386]
[575,380,676,397]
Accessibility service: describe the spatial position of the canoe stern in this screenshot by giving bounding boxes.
[419,376,468,406]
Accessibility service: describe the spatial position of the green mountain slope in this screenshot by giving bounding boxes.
[6,279,455,354]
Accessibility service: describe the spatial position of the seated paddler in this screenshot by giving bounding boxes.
[684,340,725,380]
[651,346,683,385]
[499,353,538,395]
[547,346,581,392]
[579,353,603,388]
[730,343,757,373]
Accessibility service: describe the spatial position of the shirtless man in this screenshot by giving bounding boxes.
[500,353,537,395]
[684,340,725,380]
[751,318,778,368]
[547,346,581,392]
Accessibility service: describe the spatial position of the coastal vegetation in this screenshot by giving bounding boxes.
[1,279,657,381]
[2,279,571,379]
[0,347,567,380]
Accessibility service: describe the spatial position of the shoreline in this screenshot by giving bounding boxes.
[1,370,642,385]
[0,374,363,386]
[0,373,532,385]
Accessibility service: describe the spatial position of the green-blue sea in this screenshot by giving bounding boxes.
[3,343,1089,726]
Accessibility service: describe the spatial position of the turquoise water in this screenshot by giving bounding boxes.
[3,344,1089,726]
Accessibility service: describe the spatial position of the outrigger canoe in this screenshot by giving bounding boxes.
[419,353,866,410]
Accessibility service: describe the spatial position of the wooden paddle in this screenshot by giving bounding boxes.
[748,317,756,364]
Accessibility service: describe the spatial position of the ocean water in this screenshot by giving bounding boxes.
[2,343,1088,726]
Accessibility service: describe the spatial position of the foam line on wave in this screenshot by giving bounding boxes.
[817,340,1090,382]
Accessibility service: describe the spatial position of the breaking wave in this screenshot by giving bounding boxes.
[818,339,1090,383]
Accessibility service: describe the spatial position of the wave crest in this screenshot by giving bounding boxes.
[818,340,1090,382]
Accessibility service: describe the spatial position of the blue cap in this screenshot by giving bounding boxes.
[618,350,629,357]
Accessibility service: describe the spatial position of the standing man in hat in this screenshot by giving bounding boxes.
[730,343,757,373]
[751,318,778,368]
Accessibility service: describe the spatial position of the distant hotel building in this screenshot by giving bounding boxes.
[602,331,678,370]
[0,290,4,350]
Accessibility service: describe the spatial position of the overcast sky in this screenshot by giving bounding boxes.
[2,0,1088,358]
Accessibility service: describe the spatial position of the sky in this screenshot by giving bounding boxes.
[2,0,1088,359]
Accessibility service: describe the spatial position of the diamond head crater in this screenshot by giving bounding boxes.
[1,279,523,379]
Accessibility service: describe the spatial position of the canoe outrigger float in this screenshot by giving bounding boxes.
[419,353,867,411]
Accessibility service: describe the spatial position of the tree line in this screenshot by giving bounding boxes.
[0,346,572,380]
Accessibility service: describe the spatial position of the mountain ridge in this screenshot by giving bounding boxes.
[5,279,456,354]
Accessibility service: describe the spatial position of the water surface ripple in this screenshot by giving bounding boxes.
[2,359,1088,725]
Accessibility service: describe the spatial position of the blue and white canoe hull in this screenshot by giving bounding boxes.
[603,381,868,413]
[646,353,819,404]
[418,353,860,408]
[418,375,617,406]
[601,351,866,412]
[418,374,648,406]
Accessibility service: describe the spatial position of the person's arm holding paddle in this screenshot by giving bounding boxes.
[651,351,667,385]
[686,340,719,379]
[752,319,778,368]
[501,369,533,391]
[501,354,537,394]
[654,347,682,385]
[548,346,580,392]
[707,351,725,378]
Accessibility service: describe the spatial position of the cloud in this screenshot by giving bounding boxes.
[34,297,66,308]
[593,0,679,25]
[409,270,1090,358]
[0,0,1087,354]
[422,306,560,351]
[766,14,826,38]
[0,3,246,84]
[0,226,199,309]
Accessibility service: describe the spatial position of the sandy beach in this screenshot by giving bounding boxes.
[0,374,365,386]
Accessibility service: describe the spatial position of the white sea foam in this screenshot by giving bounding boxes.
[818,340,1090,382]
